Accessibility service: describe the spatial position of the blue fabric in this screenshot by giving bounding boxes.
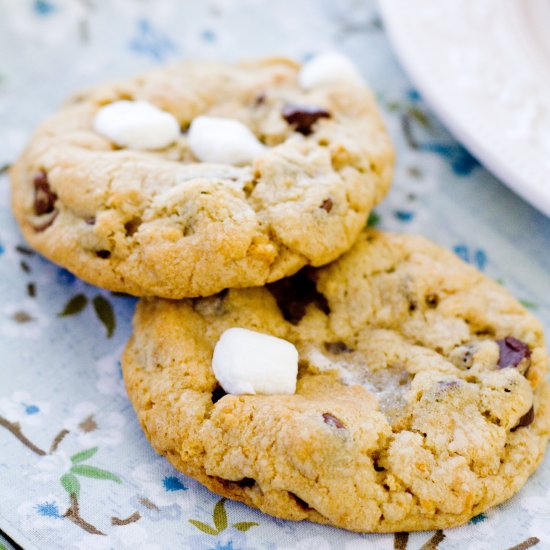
[0,1,549,548]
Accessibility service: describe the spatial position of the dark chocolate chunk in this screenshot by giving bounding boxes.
[320,198,333,212]
[234,477,256,488]
[96,250,111,259]
[289,492,312,510]
[33,172,57,216]
[497,337,532,369]
[211,385,227,404]
[511,406,535,431]
[425,293,439,308]
[124,218,142,236]
[322,412,345,429]
[324,341,353,354]
[85,216,96,225]
[282,104,331,135]
[214,476,256,490]
[372,453,385,472]
[267,270,329,325]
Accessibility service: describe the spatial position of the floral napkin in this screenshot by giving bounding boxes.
[1,1,549,549]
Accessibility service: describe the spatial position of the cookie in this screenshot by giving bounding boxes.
[10,55,393,298]
[122,229,550,532]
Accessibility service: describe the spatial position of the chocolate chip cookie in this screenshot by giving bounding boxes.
[122,229,550,532]
[10,56,393,298]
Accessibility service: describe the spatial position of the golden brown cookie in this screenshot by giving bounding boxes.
[122,229,550,532]
[10,57,393,298]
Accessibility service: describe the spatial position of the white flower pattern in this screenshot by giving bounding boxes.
[63,402,125,447]
[1,300,50,340]
[132,460,196,512]
[17,493,66,533]
[33,451,72,483]
[0,391,50,426]
[0,1,549,549]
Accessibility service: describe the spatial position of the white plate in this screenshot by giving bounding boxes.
[379,0,550,216]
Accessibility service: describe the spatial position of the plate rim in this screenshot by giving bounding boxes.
[378,0,550,217]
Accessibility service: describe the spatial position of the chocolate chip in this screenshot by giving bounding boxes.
[282,104,331,135]
[211,385,227,404]
[372,453,385,472]
[85,216,96,225]
[497,337,532,369]
[33,172,57,216]
[124,218,142,236]
[234,477,256,488]
[322,412,345,429]
[214,476,255,489]
[425,293,439,308]
[255,93,266,106]
[511,406,535,431]
[289,492,312,510]
[324,341,353,354]
[320,198,333,213]
[267,270,329,325]
[96,250,111,259]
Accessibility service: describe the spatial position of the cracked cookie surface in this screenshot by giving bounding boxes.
[122,229,550,532]
[10,57,393,298]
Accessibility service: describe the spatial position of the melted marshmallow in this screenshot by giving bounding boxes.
[188,116,266,165]
[212,328,298,395]
[299,52,364,89]
[93,100,180,150]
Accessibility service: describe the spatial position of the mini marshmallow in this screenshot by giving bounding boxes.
[299,52,364,89]
[211,327,298,395]
[93,100,180,150]
[188,116,266,165]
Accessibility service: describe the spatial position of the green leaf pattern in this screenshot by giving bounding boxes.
[233,522,259,532]
[92,295,116,338]
[213,498,228,532]
[58,294,88,317]
[189,498,259,536]
[60,473,81,498]
[70,447,98,464]
[70,464,122,483]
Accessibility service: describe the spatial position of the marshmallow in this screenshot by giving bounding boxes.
[211,328,298,395]
[299,52,364,89]
[188,116,266,165]
[93,100,180,150]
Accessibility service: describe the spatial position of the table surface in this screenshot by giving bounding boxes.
[0,1,549,549]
